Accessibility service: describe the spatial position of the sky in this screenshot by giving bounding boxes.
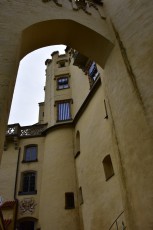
[8,45,66,126]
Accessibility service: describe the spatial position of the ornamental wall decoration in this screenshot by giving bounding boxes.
[42,0,106,19]
[19,198,37,215]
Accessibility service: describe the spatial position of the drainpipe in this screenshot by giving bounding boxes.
[13,147,21,230]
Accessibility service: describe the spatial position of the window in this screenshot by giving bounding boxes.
[19,171,37,195]
[102,155,114,181]
[88,62,99,81]
[56,100,72,122]
[65,192,75,209]
[58,61,66,68]
[79,187,83,205]
[75,131,80,158]
[23,145,37,162]
[57,77,69,90]
[88,62,100,88]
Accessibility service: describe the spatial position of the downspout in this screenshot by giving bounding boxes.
[13,147,21,230]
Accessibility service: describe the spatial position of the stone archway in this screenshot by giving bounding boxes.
[1,1,153,229]
[0,1,113,160]
[20,19,113,68]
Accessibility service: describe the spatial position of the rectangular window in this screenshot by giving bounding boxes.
[19,172,37,195]
[58,61,65,68]
[24,145,37,162]
[88,62,99,82]
[79,187,83,205]
[23,173,35,192]
[57,101,71,122]
[65,192,75,209]
[57,77,69,90]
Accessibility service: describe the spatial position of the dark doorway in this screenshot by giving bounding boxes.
[18,221,34,230]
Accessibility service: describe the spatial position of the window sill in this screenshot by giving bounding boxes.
[22,159,38,163]
[56,87,70,90]
[65,206,75,210]
[56,119,73,123]
[18,190,37,195]
[105,173,115,181]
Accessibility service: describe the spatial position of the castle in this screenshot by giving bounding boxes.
[0,0,153,229]
[1,48,124,230]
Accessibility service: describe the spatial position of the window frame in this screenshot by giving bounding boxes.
[18,171,37,195]
[102,155,114,181]
[58,61,66,68]
[65,192,75,209]
[22,145,38,163]
[88,62,100,88]
[55,99,72,122]
[56,76,69,90]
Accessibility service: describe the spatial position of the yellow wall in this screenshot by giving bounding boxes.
[0,1,153,229]
[39,127,80,230]
[0,143,18,201]
[74,81,124,229]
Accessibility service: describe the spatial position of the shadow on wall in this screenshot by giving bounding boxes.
[20,19,113,68]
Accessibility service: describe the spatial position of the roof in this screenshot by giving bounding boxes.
[4,219,12,228]
[1,201,16,209]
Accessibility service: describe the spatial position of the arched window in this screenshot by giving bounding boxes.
[102,155,114,181]
[23,145,38,162]
[75,131,80,158]
[19,171,37,195]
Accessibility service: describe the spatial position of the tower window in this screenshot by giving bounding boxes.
[87,62,100,88]
[56,100,72,122]
[19,171,37,195]
[58,61,66,68]
[57,77,69,90]
[23,145,37,162]
[102,155,114,181]
[65,192,75,209]
[88,62,99,81]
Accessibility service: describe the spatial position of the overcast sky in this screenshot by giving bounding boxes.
[8,45,66,126]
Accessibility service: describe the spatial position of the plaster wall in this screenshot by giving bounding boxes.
[0,143,18,201]
[101,1,153,228]
[39,127,80,230]
[74,82,124,229]
[70,63,90,118]
[104,0,153,132]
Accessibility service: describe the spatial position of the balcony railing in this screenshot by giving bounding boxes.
[6,124,47,138]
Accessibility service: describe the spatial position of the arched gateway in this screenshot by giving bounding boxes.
[1,1,153,230]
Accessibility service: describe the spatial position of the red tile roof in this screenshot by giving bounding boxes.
[1,201,16,209]
[4,219,12,228]
[0,209,6,230]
